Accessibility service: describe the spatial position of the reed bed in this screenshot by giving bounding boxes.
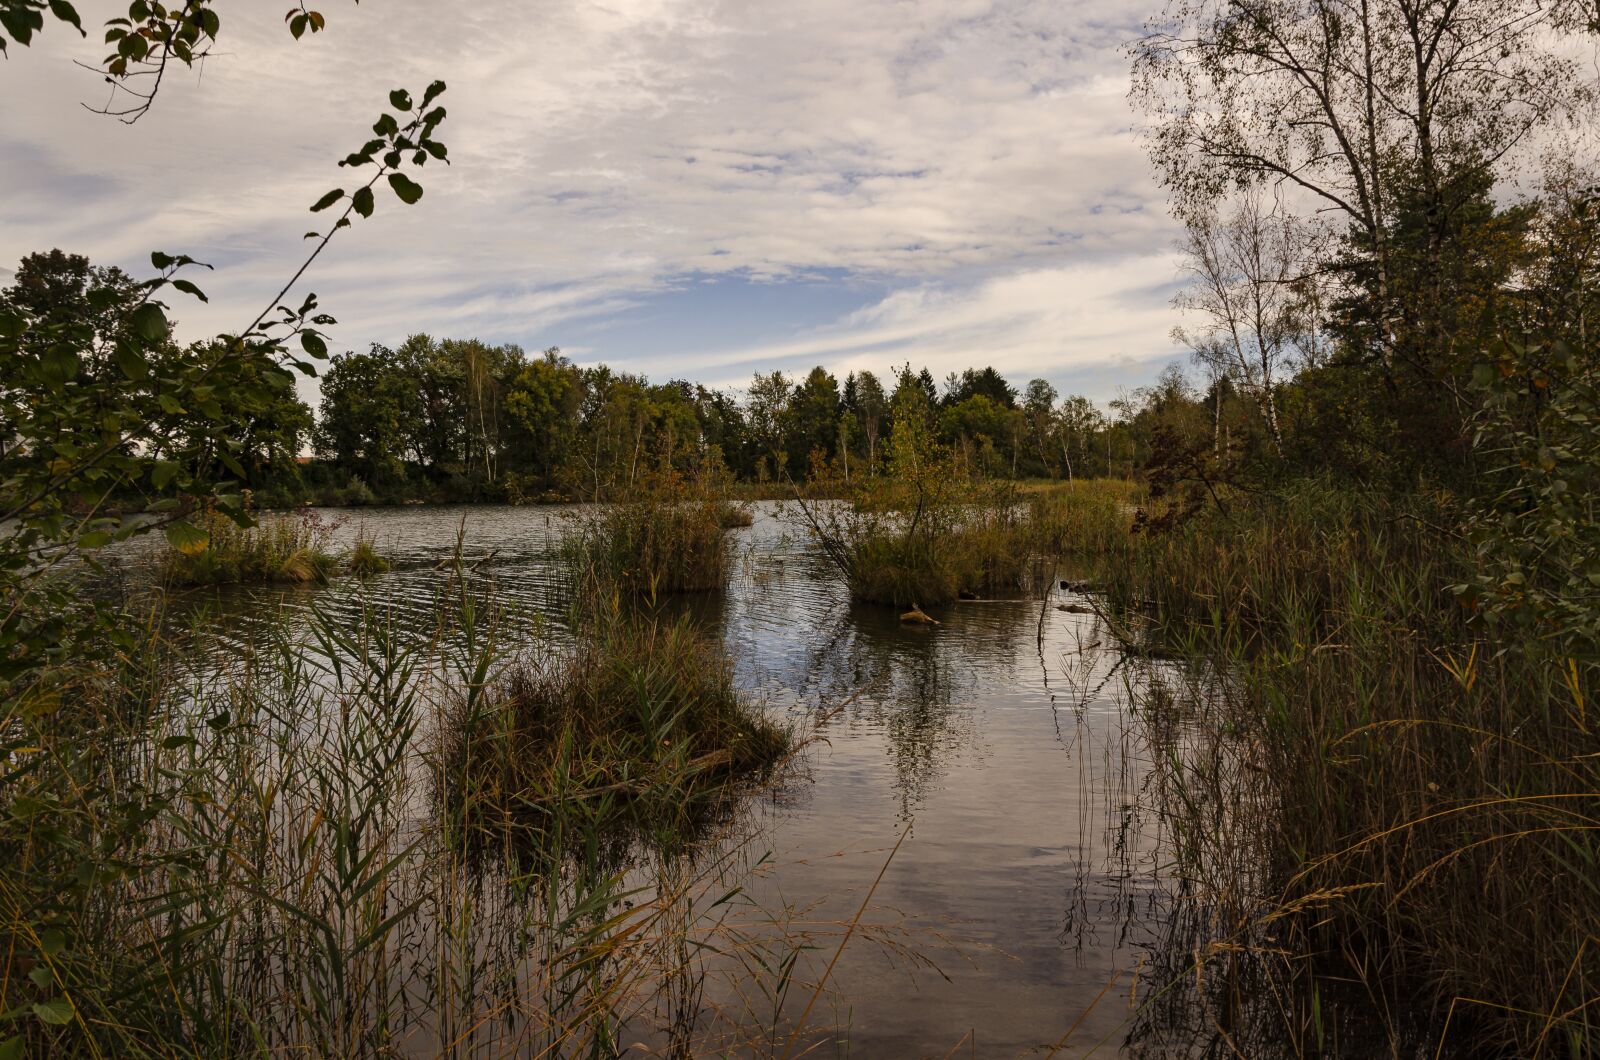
[159,508,348,586]
[1102,484,1600,1056]
[0,552,844,1057]
[795,476,1136,608]
[563,476,737,596]
[440,601,789,853]
[1026,478,1141,557]
[794,478,1034,608]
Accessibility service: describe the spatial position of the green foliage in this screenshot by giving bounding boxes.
[1460,340,1600,659]
[505,348,580,483]
[315,344,426,484]
[785,366,842,476]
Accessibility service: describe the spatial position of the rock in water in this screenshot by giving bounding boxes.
[900,606,940,625]
[1056,603,1093,614]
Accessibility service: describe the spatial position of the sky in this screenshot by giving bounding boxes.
[2,0,1189,403]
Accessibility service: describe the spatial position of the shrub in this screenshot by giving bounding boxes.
[315,476,377,507]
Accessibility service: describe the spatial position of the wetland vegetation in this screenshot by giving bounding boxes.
[3,0,1600,1057]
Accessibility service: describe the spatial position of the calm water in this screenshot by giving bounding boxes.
[135,503,1177,1057]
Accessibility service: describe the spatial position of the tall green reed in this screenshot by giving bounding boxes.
[0,545,812,1057]
[1103,483,1599,1056]
[561,472,740,596]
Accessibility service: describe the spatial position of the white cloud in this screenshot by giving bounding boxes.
[0,0,1181,396]
[694,254,1186,392]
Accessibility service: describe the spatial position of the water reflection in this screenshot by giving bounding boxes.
[118,502,1197,1056]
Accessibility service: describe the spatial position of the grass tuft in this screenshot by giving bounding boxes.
[562,473,737,596]
[160,508,342,586]
[344,531,390,577]
[440,603,790,852]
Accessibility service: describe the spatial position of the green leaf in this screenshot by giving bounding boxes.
[114,341,149,380]
[311,188,344,212]
[388,173,423,205]
[48,0,84,34]
[389,88,412,111]
[301,332,328,358]
[422,79,446,105]
[172,278,207,302]
[150,250,175,269]
[129,303,168,341]
[352,186,374,218]
[33,997,74,1026]
[0,1035,23,1060]
[199,8,219,37]
[289,13,307,38]
[40,346,79,385]
[37,927,67,957]
[151,460,181,491]
[0,9,41,45]
[164,520,209,554]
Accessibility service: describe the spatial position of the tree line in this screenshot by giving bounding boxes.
[1,249,1151,505]
[311,341,1143,501]
[6,0,1599,518]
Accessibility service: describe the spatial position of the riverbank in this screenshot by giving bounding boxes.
[1097,481,1599,1055]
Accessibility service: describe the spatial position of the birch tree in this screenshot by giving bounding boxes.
[1175,195,1322,456]
[1132,0,1594,388]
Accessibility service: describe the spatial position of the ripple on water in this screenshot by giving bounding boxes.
[133,501,1171,1056]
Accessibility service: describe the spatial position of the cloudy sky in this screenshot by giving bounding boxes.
[3,0,1187,402]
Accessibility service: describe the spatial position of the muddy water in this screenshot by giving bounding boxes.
[144,503,1173,1057]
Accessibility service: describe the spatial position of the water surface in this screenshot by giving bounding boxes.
[139,503,1175,1057]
